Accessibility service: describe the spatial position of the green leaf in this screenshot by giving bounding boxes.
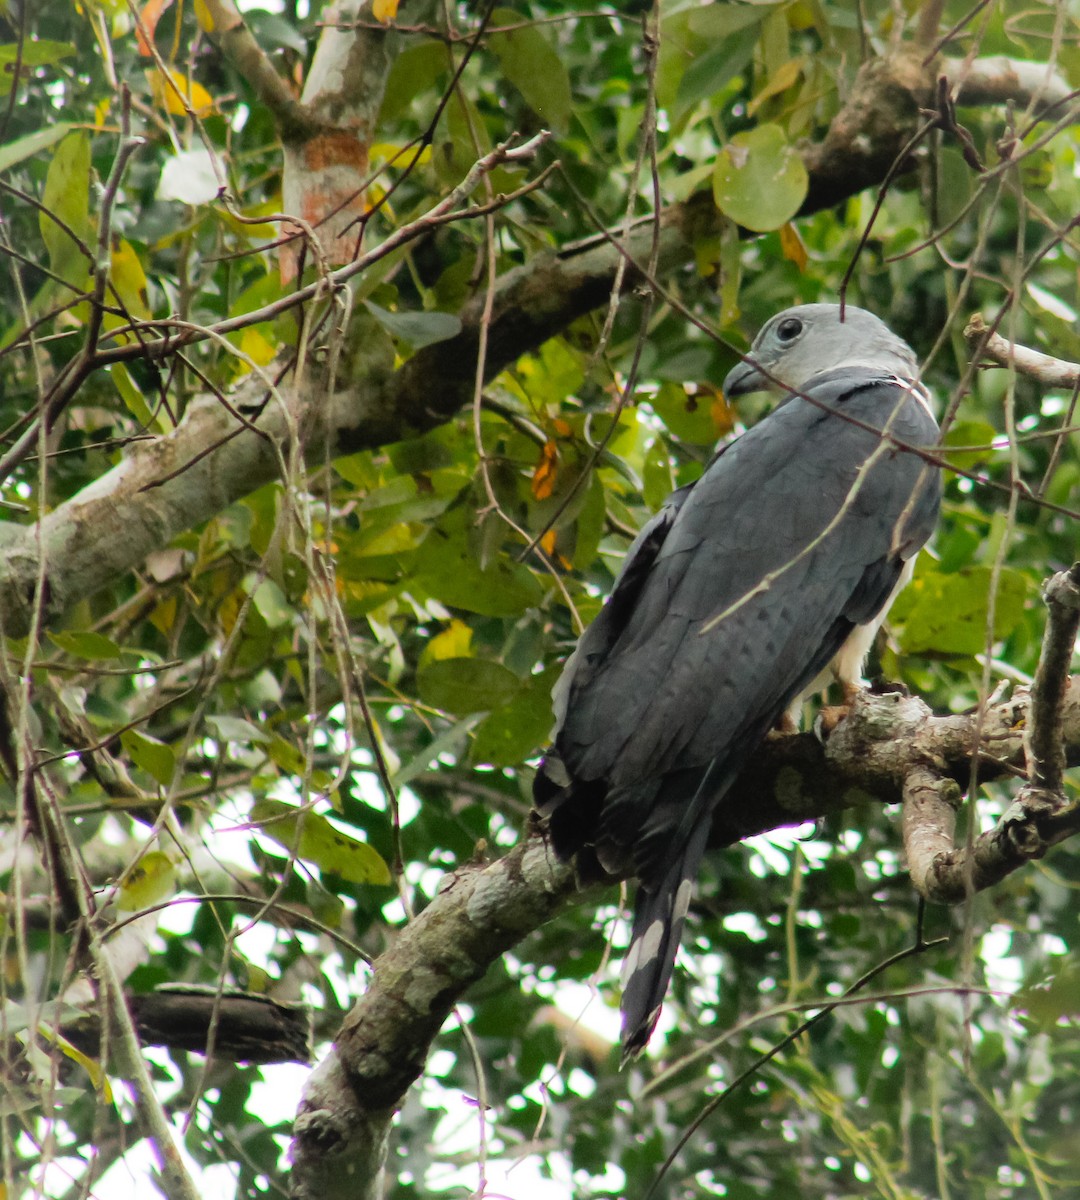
[650,381,721,444]
[712,123,809,232]
[416,508,544,617]
[642,439,675,513]
[661,11,760,120]
[379,41,447,123]
[117,851,177,911]
[0,121,77,172]
[267,734,307,776]
[40,131,93,284]
[205,715,272,745]
[251,579,291,627]
[470,665,560,767]
[251,799,392,886]
[0,40,74,95]
[120,729,176,787]
[418,657,522,715]
[943,420,997,472]
[894,565,1029,657]
[48,631,123,661]
[1018,961,1080,1030]
[488,8,571,131]
[365,301,462,350]
[394,715,482,786]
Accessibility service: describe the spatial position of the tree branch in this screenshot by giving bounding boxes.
[951,55,1076,112]
[290,837,585,1200]
[199,0,319,140]
[1025,564,1080,793]
[965,312,1080,388]
[63,990,312,1065]
[903,566,1080,904]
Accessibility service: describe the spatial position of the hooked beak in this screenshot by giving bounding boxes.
[722,357,770,398]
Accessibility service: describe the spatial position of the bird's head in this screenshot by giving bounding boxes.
[723,303,920,399]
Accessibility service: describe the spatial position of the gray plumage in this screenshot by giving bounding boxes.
[534,303,941,1060]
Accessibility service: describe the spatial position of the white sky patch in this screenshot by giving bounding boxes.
[981,924,1025,990]
[1026,282,1078,323]
[722,911,769,942]
[744,823,817,876]
[89,1112,239,1200]
[418,1074,574,1199]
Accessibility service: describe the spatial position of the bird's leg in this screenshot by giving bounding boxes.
[817,679,865,736]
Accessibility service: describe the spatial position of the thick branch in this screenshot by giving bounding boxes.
[910,784,1080,905]
[200,0,319,140]
[280,0,393,277]
[902,767,962,899]
[63,990,312,1065]
[290,837,583,1200]
[0,196,710,641]
[951,55,1076,112]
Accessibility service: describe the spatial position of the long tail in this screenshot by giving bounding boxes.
[619,818,711,1063]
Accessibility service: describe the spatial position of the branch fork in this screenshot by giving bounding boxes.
[903,567,1080,904]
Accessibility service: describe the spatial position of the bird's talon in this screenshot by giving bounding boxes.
[816,704,852,737]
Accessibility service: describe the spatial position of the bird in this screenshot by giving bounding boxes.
[533,303,942,1061]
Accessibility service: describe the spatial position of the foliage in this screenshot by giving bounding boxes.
[2,0,1080,1198]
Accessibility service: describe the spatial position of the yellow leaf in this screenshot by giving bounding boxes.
[37,1028,114,1101]
[426,619,473,662]
[372,0,399,22]
[747,56,805,116]
[370,142,430,167]
[148,595,178,637]
[238,326,277,367]
[779,221,808,272]
[109,238,151,319]
[118,850,176,911]
[217,585,244,635]
[148,65,214,117]
[193,0,215,33]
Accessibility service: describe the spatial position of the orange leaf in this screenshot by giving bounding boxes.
[710,391,736,436]
[540,529,558,556]
[552,417,572,438]
[136,0,176,55]
[531,441,558,501]
[779,222,808,272]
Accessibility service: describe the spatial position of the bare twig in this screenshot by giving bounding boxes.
[965,312,1080,389]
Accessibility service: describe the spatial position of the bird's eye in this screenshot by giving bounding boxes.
[776,317,803,343]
